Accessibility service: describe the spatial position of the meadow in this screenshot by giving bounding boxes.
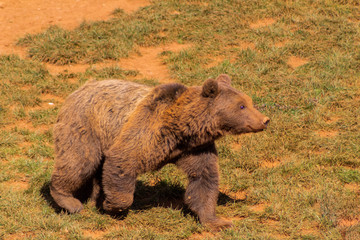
[0,0,359,239]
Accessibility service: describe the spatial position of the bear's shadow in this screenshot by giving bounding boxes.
[40,180,242,220]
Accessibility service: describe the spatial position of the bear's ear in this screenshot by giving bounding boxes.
[216,74,231,85]
[202,78,219,98]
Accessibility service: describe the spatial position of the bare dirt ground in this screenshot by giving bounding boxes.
[0,3,305,83]
[0,0,150,56]
[0,0,195,83]
[45,43,193,83]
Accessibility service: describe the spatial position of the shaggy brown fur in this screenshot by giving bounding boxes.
[50,74,270,230]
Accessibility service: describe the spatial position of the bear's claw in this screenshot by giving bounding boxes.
[204,218,233,231]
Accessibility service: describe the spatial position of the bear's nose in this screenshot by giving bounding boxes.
[263,117,270,126]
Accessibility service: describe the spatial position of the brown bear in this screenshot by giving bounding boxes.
[50,74,270,230]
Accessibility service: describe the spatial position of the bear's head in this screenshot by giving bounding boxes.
[202,74,270,135]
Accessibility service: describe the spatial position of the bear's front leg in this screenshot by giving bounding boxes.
[176,143,232,231]
[102,158,136,214]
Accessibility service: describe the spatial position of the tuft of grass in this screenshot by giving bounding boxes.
[17,16,159,65]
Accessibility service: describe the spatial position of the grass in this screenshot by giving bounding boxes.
[1,0,360,239]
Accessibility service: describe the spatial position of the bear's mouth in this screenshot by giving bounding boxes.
[247,125,264,132]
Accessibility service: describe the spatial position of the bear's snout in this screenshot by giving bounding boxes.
[246,115,270,133]
[262,117,270,127]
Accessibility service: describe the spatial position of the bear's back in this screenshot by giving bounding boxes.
[55,80,150,151]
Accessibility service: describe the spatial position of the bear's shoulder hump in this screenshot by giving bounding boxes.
[151,83,187,103]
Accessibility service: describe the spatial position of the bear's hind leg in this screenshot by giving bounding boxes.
[50,184,84,213]
[50,144,102,213]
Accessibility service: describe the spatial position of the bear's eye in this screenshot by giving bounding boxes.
[240,105,246,109]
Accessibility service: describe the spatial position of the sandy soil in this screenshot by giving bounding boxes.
[0,0,150,55]
[45,43,193,83]
[0,4,306,82]
[249,18,276,29]
[0,0,196,83]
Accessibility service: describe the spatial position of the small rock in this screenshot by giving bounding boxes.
[0,2,5,8]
